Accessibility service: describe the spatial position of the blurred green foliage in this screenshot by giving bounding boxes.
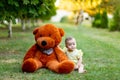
[92,10,108,29]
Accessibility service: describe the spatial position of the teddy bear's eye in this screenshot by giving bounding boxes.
[49,34,51,37]
[40,35,42,37]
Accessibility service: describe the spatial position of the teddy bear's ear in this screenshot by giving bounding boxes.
[59,28,64,37]
[33,28,38,35]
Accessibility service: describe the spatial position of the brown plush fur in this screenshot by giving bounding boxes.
[22,24,74,73]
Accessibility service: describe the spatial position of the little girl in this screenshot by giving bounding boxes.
[63,36,86,73]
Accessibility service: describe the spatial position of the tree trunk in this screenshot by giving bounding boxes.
[33,19,39,27]
[27,19,31,28]
[21,19,26,31]
[75,9,84,25]
[33,19,36,27]
[8,20,12,38]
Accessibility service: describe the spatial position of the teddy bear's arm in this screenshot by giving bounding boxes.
[54,46,68,62]
[23,44,37,61]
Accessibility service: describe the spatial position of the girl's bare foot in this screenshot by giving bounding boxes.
[78,70,87,73]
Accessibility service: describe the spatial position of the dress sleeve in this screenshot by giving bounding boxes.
[77,49,83,59]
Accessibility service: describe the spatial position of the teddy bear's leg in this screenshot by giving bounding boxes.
[46,60,74,74]
[22,58,42,72]
[57,60,75,73]
[46,60,60,72]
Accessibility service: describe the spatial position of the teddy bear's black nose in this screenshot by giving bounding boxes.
[41,41,47,46]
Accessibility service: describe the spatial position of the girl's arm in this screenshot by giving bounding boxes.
[77,56,82,66]
[77,49,83,66]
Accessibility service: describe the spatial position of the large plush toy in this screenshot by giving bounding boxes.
[22,24,74,73]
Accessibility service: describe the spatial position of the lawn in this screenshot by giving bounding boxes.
[0,22,120,80]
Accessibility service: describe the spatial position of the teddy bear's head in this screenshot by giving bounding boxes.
[33,24,64,50]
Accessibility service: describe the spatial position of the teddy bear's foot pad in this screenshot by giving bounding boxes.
[22,58,38,72]
[58,60,74,74]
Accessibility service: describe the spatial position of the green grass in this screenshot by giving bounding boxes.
[0,22,120,80]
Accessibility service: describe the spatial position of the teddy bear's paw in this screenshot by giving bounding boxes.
[58,60,74,74]
[22,58,38,73]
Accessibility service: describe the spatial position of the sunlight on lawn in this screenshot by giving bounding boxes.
[1,59,17,64]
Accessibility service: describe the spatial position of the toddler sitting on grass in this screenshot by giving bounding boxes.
[63,36,86,73]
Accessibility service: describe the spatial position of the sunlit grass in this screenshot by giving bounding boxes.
[0,22,120,80]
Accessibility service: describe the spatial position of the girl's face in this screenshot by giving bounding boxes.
[66,39,76,51]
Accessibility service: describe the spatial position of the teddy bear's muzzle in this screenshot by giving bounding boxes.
[37,37,55,49]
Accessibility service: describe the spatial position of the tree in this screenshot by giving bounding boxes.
[57,0,103,25]
[0,0,18,37]
[0,0,56,37]
[58,0,102,16]
[14,0,56,31]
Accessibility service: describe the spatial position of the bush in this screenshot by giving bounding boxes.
[101,10,108,28]
[92,19,101,28]
[92,12,101,28]
[60,16,69,23]
[109,8,120,31]
[60,16,74,24]
[92,10,108,28]
[108,20,117,31]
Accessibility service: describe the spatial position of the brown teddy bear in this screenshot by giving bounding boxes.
[22,24,74,73]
